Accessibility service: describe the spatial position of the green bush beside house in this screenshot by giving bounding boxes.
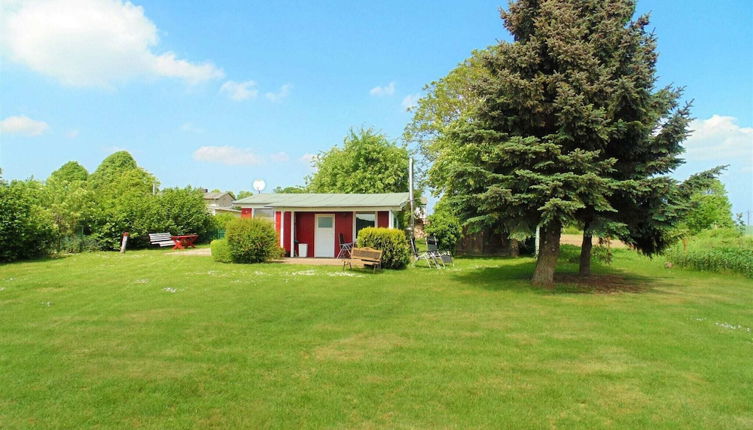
[210,239,233,263]
[356,227,411,269]
[224,218,282,263]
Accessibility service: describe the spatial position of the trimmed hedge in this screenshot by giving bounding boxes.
[210,239,233,263]
[225,218,282,263]
[356,227,410,269]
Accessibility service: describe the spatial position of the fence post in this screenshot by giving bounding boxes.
[120,232,129,254]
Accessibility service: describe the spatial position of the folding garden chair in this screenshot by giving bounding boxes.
[414,236,443,268]
[336,233,354,259]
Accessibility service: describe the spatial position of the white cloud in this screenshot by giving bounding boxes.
[193,146,261,166]
[0,115,49,136]
[299,153,318,171]
[220,80,258,101]
[180,122,204,133]
[266,84,293,102]
[270,152,290,162]
[66,129,79,138]
[685,115,753,163]
[299,153,317,164]
[0,0,223,87]
[370,81,396,96]
[401,93,420,111]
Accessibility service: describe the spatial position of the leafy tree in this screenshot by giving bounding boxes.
[307,128,409,193]
[150,187,214,240]
[88,151,152,193]
[273,185,307,193]
[49,161,88,182]
[236,190,254,200]
[404,48,491,181]
[44,178,96,237]
[680,179,734,234]
[87,152,158,248]
[424,199,462,253]
[424,0,695,285]
[45,161,95,237]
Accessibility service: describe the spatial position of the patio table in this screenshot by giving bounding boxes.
[171,234,199,250]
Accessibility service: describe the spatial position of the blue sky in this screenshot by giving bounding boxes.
[1,0,751,217]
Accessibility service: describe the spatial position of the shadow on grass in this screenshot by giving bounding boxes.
[0,253,73,267]
[450,257,662,295]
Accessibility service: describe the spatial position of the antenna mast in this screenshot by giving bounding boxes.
[409,157,415,233]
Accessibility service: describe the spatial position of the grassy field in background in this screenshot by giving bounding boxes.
[1,247,752,429]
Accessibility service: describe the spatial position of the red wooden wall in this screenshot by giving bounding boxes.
[334,212,353,255]
[294,213,315,257]
[241,208,252,218]
[291,212,353,257]
[283,212,292,255]
[377,211,389,228]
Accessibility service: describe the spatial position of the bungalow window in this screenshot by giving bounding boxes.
[254,208,274,222]
[355,213,375,238]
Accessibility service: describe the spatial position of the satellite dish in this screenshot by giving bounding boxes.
[253,179,266,194]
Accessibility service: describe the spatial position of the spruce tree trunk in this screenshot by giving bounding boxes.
[579,232,592,276]
[532,221,562,286]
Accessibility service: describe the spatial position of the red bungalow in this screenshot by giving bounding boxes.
[233,193,410,258]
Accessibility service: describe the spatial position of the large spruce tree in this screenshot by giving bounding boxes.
[430,0,696,285]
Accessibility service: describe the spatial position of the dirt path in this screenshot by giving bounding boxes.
[166,248,211,256]
[560,234,628,249]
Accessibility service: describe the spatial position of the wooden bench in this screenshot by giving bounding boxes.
[343,247,383,272]
[149,233,175,247]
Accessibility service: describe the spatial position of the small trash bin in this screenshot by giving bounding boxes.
[298,243,308,258]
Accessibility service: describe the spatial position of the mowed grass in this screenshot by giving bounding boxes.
[1,247,752,429]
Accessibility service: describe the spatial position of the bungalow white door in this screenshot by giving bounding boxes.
[314,214,335,258]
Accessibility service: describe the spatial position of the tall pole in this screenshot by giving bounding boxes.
[409,157,415,233]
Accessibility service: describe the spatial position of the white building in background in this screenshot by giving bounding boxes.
[203,191,241,216]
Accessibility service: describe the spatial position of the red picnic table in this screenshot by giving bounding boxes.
[171,234,198,250]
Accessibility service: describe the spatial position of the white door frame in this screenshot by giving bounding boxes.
[314,214,335,258]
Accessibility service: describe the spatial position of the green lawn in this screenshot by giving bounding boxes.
[1,247,752,429]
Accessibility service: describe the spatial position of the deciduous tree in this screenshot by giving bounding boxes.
[307,128,409,194]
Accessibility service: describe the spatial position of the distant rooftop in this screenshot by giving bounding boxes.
[234,192,410,208]
[203,191,234,200]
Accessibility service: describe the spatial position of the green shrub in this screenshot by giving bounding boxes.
[210,239,233,263]
[425,210,462,253]
[208,213,236,240]
[0,179,59,262]
[225,218,281,263]
[58,235,100,254]
[356,227,410,269]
